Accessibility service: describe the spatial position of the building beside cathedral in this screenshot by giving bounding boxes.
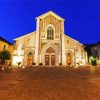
[12,11,87,66]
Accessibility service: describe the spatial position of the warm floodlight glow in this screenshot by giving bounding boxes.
[75,64,79,68]
[22,66,25,69]
[12,56,23,65]
[18,50,24,56]
[1,68,4,70]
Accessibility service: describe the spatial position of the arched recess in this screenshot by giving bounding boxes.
[45,47,55,66]
[24,49,35,66]
[66,50,73,65]
[41,43,59,66]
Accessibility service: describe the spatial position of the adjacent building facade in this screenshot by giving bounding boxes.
[0,36,14,54]
[12,11,87,66]
[0,36,10,51]
[0,36,14,64]
[91,42,100,61]
[91,42,100,64]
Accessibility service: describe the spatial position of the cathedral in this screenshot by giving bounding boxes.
[12,11,88,66]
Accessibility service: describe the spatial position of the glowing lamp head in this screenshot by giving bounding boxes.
[90,56,94,60]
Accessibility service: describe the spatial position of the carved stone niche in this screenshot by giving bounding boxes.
[43,34,45,38]
[41,32,45,38]
[39,19,43,31]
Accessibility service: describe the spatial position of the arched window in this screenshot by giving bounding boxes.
[47,26,54,40]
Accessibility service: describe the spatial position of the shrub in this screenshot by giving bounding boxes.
[0,50,11,64]
[39,63,43,66]
[59,63,62,65]
[32,62,36,65]
[91,59,97,66]
[18,62,22,66]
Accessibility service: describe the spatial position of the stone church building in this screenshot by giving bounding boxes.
[12,11,87,66]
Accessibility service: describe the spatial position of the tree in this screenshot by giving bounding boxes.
[0,50,11,64]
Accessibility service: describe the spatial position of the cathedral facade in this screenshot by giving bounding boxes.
[12,11,87,66]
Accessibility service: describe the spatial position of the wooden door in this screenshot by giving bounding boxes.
[51,55,55,65]
[45,55,49,65]
[27,55,33,66]
[67,53,71,65]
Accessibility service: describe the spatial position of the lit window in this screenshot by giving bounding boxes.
[67,40,69,43]
[47,26,54,40]
[3,45,6,50]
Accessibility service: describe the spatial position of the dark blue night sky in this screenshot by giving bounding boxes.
[0,0,100,44]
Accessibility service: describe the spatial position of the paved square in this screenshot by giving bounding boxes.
[0,66,100,100]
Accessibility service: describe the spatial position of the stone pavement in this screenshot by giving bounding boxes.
[0,67,100,100]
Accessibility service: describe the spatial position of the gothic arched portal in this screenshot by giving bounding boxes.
[45,47,55,66]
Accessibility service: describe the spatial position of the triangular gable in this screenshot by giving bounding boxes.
[14,31,36,40]
[65,34,83,46]
[36,11,65,21]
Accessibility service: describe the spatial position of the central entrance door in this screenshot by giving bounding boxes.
[45,47,55,66]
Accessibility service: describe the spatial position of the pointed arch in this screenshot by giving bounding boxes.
[46,47,55,53]
[41,43,59,66]
[24,49,35,66]
[66,50,73,65]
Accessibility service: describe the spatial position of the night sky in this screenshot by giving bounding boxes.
[0,0,100,44]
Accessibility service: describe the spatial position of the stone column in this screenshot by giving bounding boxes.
[59,52,61,64]
[35,19,40,65]
[85,51,88,64]
[74,49,76,65]
[39,53,41,63]
[61,20,66,65]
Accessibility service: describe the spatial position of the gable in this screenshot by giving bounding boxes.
[36,11,65,21]
[14,31,36,41]
[39,14,62,31]
[38,13,63,39]
[64,35,83,49]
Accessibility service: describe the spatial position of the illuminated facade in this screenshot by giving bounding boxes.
[0,36,14,54]
[12,11,87,66]
[91,42,100,58]
[0,37,10,51]
[91,42,100,64]
[0,36,14,64]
